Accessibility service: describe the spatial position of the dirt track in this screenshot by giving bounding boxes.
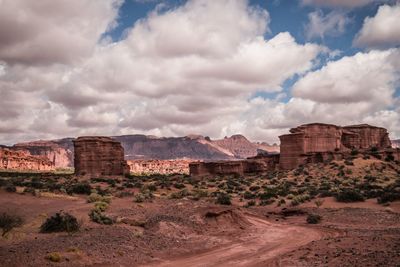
[144,215,323,267]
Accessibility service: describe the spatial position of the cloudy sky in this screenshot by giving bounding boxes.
[0,0,400,145]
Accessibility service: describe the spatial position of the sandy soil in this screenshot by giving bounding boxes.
[1,191,400,267]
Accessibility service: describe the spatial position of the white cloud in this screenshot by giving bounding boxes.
[0,0,121,65]
[301,0,374,8]
[354,4,400,49]
[305,10,350,40]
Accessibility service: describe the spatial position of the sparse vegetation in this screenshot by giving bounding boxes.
[0,211,24,237]
[216,192,231,205]
[306,214,322,224]
[40,212,80,233]
[335,189,364,203]
[89,209,114,225]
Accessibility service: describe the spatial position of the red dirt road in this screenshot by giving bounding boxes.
[144,215,323,267]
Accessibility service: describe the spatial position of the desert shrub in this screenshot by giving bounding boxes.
[335,189,364,202]
[246,200,256,207]
[314,199,324,208]
[370,146,378,153]
[173,183,186,189]
[249,185,260,192]
[94,201,109,212]
[290,194,310,206]
[277,198,286,207]
[351,149,359,156]
[243,191,256,199]
[67,183,91,195]
[5,184,16,193]
[190,189,208,200]
[0,212,24,237]
[216,193,231,205]
[45,252,62,262]
[169,189,189,199]
[259,199,274,206]
[40,212,80,233]
[133,190,153,203]
[385,154,395,162]
[89,209,113,225]
[306,214,322,224]
[145,183,157,192]
[87,193,111,204]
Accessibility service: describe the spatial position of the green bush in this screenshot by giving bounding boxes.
[67,183,91,195]
[216,193,231,205]
[169,189,189,199]
[0,212,24,237]
[87,193,111,204]
[89,209,113,225]
[306,214,322,224]
[335,189,364,202]
[40,212,80,233]
[94,201,109,212]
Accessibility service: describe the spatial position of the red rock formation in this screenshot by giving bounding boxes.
[343,124,391,149]
[74,137,129,177]
[189,154,279,177]
[279,123,392,170]
[14,139,74,168]
[0,148,54,171]
[127,159,193,175]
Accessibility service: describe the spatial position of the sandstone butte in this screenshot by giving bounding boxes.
[0,147,54,171]
[190,123,400,177]
[73,136,130,177]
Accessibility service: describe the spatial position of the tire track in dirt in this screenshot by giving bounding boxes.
[143,215,324,267]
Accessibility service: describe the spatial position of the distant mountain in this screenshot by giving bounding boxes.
[392,139,400,148]
[8,134,280,168]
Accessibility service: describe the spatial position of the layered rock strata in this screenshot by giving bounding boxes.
[127,159,192,175]
[279,123,392,170]
[74,137,129,177]
[0,148,54,171]
[189,154,279,177]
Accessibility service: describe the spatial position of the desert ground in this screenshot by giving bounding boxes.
[0,157,400,267]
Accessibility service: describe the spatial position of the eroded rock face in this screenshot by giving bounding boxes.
[127,159,192,175]
[14,139,74,168]
[73,137,129,177]
[189,154,279,177]
[0,148,54,171]
[279,123,392,170]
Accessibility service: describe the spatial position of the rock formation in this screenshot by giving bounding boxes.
[189,154,279,177]
[279,123,392,170]
[73,137,129,177]
[127,159,193,175]
[390,139,400,148]
[14,138,74,168]
[0,147,54,171]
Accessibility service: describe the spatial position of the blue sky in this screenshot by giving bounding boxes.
[0,0,400,144]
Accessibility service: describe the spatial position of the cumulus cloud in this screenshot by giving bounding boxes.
[305,10,350,40]
[0,0,121,65]
[1,0,399,145]
[301,0,375,8]
[354,4,400,49]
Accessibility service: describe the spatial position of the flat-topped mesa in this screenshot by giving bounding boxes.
[73,136,129,177]
[279,123,392,170]
[0,148,54,171]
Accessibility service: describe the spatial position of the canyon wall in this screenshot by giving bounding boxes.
[127,159,192,175]
[279,123,392,170]
[74,137,129,177]
[0,148,54,171]
[189,154,279,177]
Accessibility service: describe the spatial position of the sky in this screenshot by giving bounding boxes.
[0,0,400,145]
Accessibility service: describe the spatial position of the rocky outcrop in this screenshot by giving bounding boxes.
[0,147,54,171]
[73,137,129,177]
[127,159,193,175]
[14,138,74,168]
[391,139,400,148]
[279,123,392,170]
[189,154,279,177]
